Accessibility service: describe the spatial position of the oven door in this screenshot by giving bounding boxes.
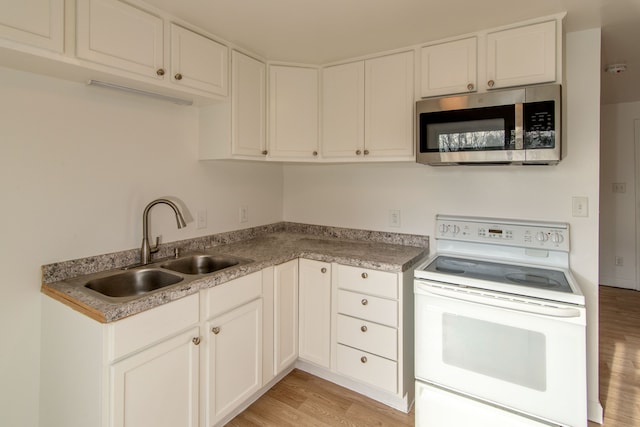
[414,280,587,427]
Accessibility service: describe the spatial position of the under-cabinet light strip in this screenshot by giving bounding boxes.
[86,80,194,106]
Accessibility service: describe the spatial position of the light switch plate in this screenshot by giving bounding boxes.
[572,196,588,217]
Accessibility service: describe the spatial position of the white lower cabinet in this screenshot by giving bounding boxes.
[205,299,262,425]
[273,259,299,374]
[111,327,200,427]
[298,259,332,368]
[201,271,263,426]
[40,258,416,427]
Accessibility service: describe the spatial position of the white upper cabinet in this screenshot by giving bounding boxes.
[76,0,165,78]
[321,61,365,158]
[322,51,414,161]
[76,0,228,100]
[364,51,414,159]
[421,37,477,97]
[170,24,228,96]
[486,20,557,89]
[268,65,319,160]
[232,50,266,157]
[0,0,64,52]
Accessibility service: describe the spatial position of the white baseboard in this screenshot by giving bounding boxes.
[599,276,637,290]
[588,398,604,424]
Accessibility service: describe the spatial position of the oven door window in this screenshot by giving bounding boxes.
[443,314,546,391]
[419,105,516,153]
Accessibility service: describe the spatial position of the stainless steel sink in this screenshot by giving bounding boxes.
[85,269,183,298]
[161,254,241,275]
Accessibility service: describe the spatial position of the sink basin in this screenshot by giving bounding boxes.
[161,254,240,275]
[85,269,183,298]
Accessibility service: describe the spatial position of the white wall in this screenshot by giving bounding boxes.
[284,28,603,420]
[600,101,640,289]
[0,66,284,427]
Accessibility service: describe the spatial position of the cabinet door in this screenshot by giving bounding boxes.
[486,20,556,89]
[0,0,63,52]
[268,65,319,159]
[205,299,262,426]
[298,259,331,368]
[110,327,200,427]
[321,61,365,158]
[76,0,164,78]
[274,259,299,373]
[232,50,266,157]
[364,51,414,158]
[170,24,228,95]
[421,37,477,97]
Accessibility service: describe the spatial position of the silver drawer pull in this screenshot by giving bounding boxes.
[212,327,221,335]
[361,272,368,279]
[321,267,327,273]
[360,325,367,332]
[192,337,201,345]
[360,356,367,363]
[361,298,368,306]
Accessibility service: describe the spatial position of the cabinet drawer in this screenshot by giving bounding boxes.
[108,293,199,361]
[204,271,262,319]
[337,289,398,327]
[336,265,398,299]
[336,344,397,394]
[337,314,397,360]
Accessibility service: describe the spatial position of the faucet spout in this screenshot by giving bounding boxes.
[141,198,187,265]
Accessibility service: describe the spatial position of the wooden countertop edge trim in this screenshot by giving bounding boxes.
[41,285,106,323]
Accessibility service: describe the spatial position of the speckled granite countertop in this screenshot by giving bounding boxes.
[41,222,428,323]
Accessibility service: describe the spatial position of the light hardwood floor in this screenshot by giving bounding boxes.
[596,285,640,426]
[231,285,639,426]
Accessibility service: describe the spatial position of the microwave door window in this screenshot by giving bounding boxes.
[428,119,508,152]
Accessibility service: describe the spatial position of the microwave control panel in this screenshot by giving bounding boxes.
[435,215,569,251]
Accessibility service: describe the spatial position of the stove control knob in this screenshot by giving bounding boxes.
[536,232,549,242]
[550,232,564,244]
[439,224,449,233]
[451,225,460,235]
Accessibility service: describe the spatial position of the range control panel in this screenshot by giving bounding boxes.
[436,215,570,251]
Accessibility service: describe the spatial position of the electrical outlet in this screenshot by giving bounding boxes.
[613,183,627,193]
[197,209,207,229]
[615,256,624,266]
[239,206,248,223]
[389,209,401,227]
[572,196,588,217]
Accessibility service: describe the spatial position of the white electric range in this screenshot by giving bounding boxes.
[414,215,587,427]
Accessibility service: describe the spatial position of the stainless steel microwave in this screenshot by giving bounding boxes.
[416,84,561,165]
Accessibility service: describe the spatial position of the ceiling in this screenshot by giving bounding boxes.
[145,0,640,105]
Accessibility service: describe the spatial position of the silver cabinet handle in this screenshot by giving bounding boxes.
[261,150,268,155]
[487,79,495,88]
[361,272,368,279]
[467,83,474,91]
[175,73,183,81]
[361,298,368,306]
[321,267,327,273]
[356,150,362,155]
[361,325,367,332]
[156,68,165,76]
[192,337,201,345]
[212,327,221,335]
[363,149,370,155]
[360,356,367,363]
[312,151,318,156]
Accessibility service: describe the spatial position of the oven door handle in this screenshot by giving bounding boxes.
[416,284,582,318]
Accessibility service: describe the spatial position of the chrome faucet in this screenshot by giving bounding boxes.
[141,198,187,265]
